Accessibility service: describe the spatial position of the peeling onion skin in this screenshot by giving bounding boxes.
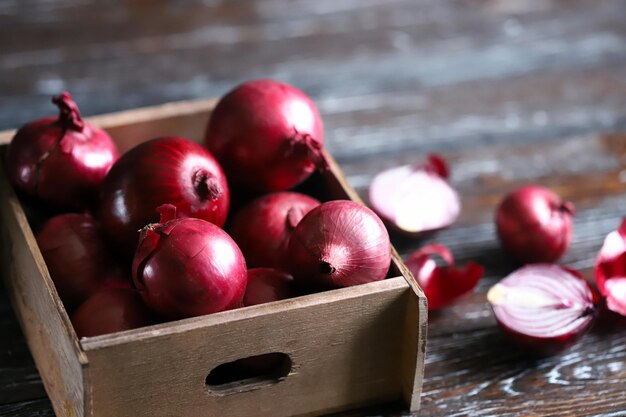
[99,137,230,254]
[7,92,119,211]
[594,218,626,316]
[36,213,131,310]
[244,268,297,306]
[288,200,391,290]
[405,244,484,310]
[368,154,460,236]
[204,79,327,194]
[496,185,574,264]
[230,192,320,270]
[71,288,155,338]
[132,205,247,320]
[488,264,600,355]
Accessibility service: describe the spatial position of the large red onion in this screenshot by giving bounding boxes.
[594,218,626,316]
[36,213,130,310]
[204,79,327,193]
[71,288,155,338]
[132,205,247,319]
[99,137,229,253]
[7,92,119,210]
[496,185,574,263]
[288,200,391,289]
[230,192,320,270]
[488,264,600,355]
[405,244,483,310]
[369,155,460,235]
[244,268,297,306]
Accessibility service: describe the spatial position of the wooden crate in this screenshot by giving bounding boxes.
[0,99,427,417]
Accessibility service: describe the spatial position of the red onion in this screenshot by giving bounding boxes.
[405,244,483,310]
[36,213,131,310]
[99,137,229,253]
[71,288,155,338]
[594,218,626,316]
[132,204,247,319]
[230,192,320,270]
[496,185,574,263]
[287,200,391,289]
[488,264,600,355]
[244,268,296,306]
[204,79,327,193]
[368,154,460,235]
[7,92,119,210]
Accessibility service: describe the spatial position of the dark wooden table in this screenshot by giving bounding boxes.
[2,1,626,416]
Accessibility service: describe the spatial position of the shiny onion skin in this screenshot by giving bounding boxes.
[244,268,297,306]
[71,288,155,338]
[369,154,460,236]
[405,244,484,310]
[36,213,131,310]
[230,192,320,270]
[204,79,327,193]
[488,264,600,355]
[288,200,391,289]
[99,137,229,253]
[594,218,626,316]
[132,205,246,320]
[496,185,574,264]
[7,92,119,210]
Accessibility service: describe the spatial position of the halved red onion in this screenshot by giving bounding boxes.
[368,155,460,235]
[405,244,483,310]
[594,218,626,316]
[488,264,600,355]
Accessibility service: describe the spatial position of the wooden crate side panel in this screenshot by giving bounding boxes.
[83,279,409,417]
[0,159,86,417]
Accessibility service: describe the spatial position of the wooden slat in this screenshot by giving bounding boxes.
[0,156,87,417]
[82,279,410,417]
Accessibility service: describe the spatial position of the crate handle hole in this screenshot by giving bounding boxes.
[206,352,292,394]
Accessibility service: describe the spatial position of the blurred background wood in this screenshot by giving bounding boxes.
[1,0,626,416]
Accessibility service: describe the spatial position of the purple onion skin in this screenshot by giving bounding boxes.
[230,192,320,271]
[288,200,391,290]
[496,185,574,264]
[7,92,119,211]
[205,79,326,194]
[71,288,155,338]
[244,268,297,306]
[133,206,247,320]
[99,137,230,254]
[36,213,131,310]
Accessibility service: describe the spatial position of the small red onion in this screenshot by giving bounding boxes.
[204,79,327,193]
[405,244,483,310]
[132,204,247,319]
[368,154,460,235]
[7,92,119,210]
[496,185,574,263]
[99,137,229,253]
[288,200,391,289]
[594,218,626,316]
[71,288,155,338]
[36,213,131,310]
[488,264,600,355]
[230,192,320,270]
[244,268,297,306]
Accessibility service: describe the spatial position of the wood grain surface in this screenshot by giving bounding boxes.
[2,0,626,416]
